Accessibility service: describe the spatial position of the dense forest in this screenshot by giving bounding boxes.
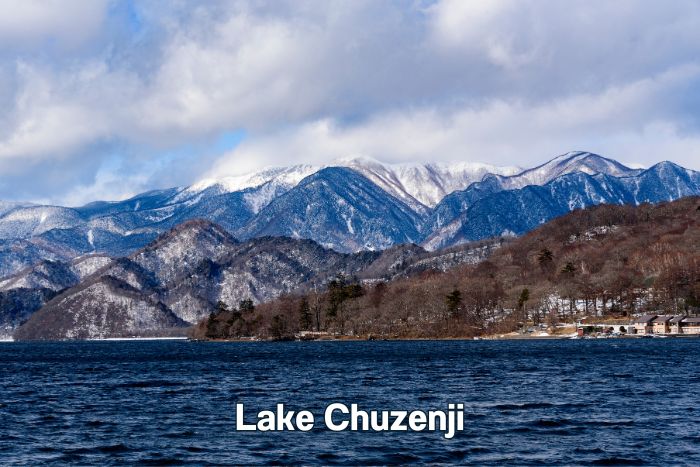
[193,197,700,340]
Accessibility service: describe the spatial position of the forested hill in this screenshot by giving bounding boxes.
[195,197,700,340]
[11,221,500,340]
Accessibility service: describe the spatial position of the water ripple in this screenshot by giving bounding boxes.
[0,339,699,465]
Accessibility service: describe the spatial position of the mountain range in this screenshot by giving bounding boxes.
[10,220,500,340]
[1,151,699,280]
[193,196,700,341]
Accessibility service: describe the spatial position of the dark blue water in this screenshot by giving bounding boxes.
[1,339,699,465]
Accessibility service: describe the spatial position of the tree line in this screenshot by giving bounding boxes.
[193,197,700,340]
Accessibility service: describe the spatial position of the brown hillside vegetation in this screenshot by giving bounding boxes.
[193,197,700,340]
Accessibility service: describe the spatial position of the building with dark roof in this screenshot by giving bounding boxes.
[680,317,700,334]
[652,315,673,334]
[670,316,685,334]
[632,315,657,335]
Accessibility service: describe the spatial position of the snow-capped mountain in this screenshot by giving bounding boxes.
[0,151,697,278]
[4,151,700,339]
[0,253,112,338]
[423,152,645,234]
[192,164,318,193]
[195,157,520,213]
[335,156,520,212]
[0,206,83,240]
[237,167,425,251]
[191,164,319,214]
[423,161,700,250]
[486,151,641,190]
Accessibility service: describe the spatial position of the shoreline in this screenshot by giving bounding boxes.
[194,333,700,343]
[5,333,699,343]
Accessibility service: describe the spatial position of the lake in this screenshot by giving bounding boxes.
[1,339,699,465]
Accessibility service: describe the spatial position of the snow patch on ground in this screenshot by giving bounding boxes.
[568,225,619,243]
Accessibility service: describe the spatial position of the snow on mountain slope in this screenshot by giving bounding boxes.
[194,157,520,214]
[172,165,320,217]
[13,276,188,340]
[423,151,646,234]
[0,253,113,293]
[336,156,521,211]
[0,151,696,279]
[11,218,502,339]
[0,238,73,279]
[0,155,514,250]
[0,260,79,292]
[71,254,114,279]
[192,165,318,197]
[134,219,237,286]
[619,160,700,203]
[422,162,700,250]
[237,167,425,252]
[0,206,83,240]
[489,151,640,190]
[191,152,632,220]
[0,253,114,339]
[0,201,34,217]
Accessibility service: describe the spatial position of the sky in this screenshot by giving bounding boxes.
[1,0,700,205]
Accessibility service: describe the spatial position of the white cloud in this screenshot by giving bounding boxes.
[0,0,109,47]
[205,64,700,178]
[1,0,700,203]
[60,164,149,207]
[0,60,139,167]
[429,0,539,69]
[134,8,327,136]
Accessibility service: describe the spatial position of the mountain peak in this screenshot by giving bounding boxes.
[238,166,424,252]
[539,151,634,175]
[549,150,599,162]
[331,157,521,209]
[646,160,684,172]
[145,219,237,252]
[190,157,523,211]
[0,151,696,282]
[489,151,640,190]
[191,164,319,193]
[331,155,385,167]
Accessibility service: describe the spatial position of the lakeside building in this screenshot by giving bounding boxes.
[632,315,656,335]
[578,315,700,336]
[670,316,685,334]
[632,315,700,335]
[576,322,628,336]
[652,315,673,334]
[681,317,700,334]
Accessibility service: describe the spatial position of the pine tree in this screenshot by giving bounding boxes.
[517,288,530,310]
[326,276,346,318]
[216,300,229,315]
[325,274,364,321]
[446,289,462,317]
[239,299,255,313]
[538,248,554,266]
[299,297,312,331]
[562,262,576,275]
[205,312,218,338]
[269,315,287,340]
